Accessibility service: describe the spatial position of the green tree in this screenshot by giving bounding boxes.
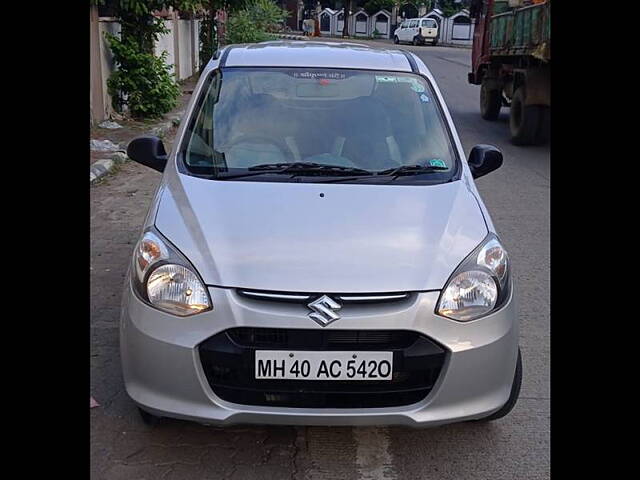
[101,1,201,118]
[362,0,394,15]
[439,0,462,17]
[198,1,223,71]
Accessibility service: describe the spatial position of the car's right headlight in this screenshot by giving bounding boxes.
[131,227,212,317]
[436,234,510,322]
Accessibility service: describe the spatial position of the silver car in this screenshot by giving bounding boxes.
[122,41,521,427]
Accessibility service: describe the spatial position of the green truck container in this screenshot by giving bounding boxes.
[490,1,550,61]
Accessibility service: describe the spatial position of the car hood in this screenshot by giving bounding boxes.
[154,175,488,293]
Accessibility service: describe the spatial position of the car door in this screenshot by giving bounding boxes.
[397,21,408,41]
[420,19,437,39]
[408,19,418,40]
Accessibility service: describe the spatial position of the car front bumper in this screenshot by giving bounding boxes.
[120,283,518,427]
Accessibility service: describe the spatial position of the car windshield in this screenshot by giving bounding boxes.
[180,67,458,184]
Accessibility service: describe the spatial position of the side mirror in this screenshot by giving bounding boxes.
[127,136,167,173]
[468,144,503,179]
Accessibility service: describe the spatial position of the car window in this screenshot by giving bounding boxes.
[409,19,418,28]
[400,21,408,28]
[422,19,437,28]
[181,68,458,184]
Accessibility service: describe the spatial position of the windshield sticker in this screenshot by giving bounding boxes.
[419,94,430,103]
[428,159,447,168]
[291,71,347,80]
[375,75,425,92]
[398,77,426,92]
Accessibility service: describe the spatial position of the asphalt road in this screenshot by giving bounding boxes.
[90,43,550,480]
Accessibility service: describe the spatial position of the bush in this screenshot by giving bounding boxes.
[248,0,289,32]
[225,10,273,44]
[106,32,180,119]
[225,0,288,44]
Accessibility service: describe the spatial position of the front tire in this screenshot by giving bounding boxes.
[476,348,522,422]
[393,35,399,44]
[480,79,502,120]
[509,87,541,145]
[412,36,421,46]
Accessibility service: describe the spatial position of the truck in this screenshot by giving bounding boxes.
[468,0,550,145]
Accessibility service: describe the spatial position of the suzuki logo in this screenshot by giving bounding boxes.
[307,295,342,327]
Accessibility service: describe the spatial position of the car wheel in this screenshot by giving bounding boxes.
[509,87,541,146]
[138,406,162,426]
[480,79,502,121]
[413,36,420,46]
[432,39,438,46]
[393,35,399,44]
[475,348,522,422]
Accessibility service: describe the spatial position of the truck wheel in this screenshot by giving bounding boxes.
[480,80,502,121]
[393,35,399,44]
[475,348,522,422]
[510,87,540,145]
[535,106,550,145]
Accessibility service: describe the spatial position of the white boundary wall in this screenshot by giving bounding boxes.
[90,7,201,124]
[423,8,474,46]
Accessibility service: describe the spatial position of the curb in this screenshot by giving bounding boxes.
[90,114,183,184]
[90,152,128,184]
[274,34,306,41]
[274,34,471,49]
[436,43,472,49]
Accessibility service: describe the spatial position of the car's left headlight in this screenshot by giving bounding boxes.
[130,227,212,316]
[436,234,510,322]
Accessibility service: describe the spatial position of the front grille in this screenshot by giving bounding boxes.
[227,328,418,349]
[237,289,411,304]
[198,327,447,408]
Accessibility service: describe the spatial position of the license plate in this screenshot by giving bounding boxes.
[255,351,393,381]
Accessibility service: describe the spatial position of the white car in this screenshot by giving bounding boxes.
[122,41,520,427]
[394,18,439,46]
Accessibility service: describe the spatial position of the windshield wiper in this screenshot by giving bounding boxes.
[215,162,373,180]
[314,164,450,183]
[249,162,373,176]
[214,163,446,181]
[377,164,449,180]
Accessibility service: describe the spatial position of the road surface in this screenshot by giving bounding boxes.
[90,43,550,480]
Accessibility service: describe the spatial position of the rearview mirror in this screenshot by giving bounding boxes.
[468,144,503,179]
[127,136,167,173]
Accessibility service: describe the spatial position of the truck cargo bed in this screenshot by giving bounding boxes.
[489,1,550,61]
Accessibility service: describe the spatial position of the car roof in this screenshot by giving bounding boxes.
[220,41,413,72]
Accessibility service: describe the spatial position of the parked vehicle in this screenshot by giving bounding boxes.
[468,0,550,145]
[123,41,520,428]
[394,17,438,45]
